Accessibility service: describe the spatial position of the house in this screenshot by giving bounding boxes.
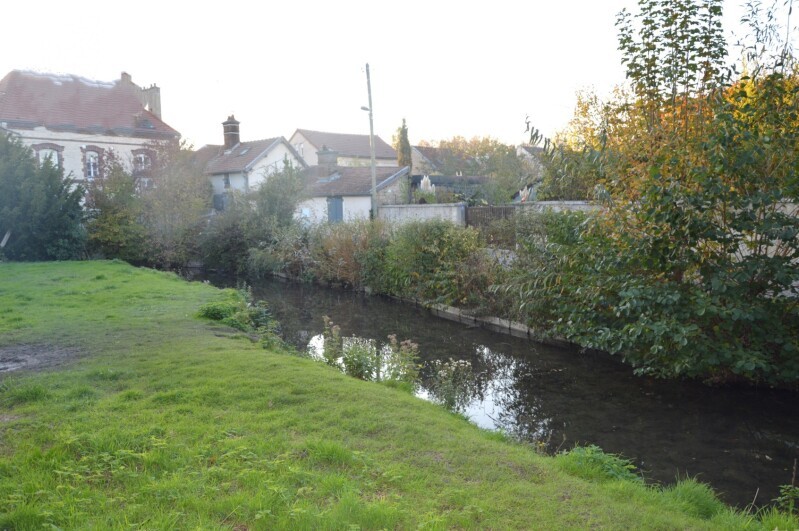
[289,128,397,167]
[411,145,471,176]
[0,70,179,183]
[297,148,409,224]
[196,116,306,209]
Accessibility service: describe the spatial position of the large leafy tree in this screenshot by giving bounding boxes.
[141,140,212,268]
[506,0,799,385]
[0,133,86,261]
[85,156,147,263]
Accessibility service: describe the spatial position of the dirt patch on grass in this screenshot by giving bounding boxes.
[0,344,83,375]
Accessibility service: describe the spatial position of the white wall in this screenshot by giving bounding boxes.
[296,197,328,224]
[249,142,302,188]
[209,172,247,195]
[296,195,372,224]
[10,126,160,182]
[343,196,371,220]
[289,131,315,166]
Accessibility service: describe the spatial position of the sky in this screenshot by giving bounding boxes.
[0,0,774,150]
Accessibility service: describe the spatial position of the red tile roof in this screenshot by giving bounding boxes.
[303,165,409,197]
[0,70,178,138]
[200,137,307,174]
[294,128,396,160]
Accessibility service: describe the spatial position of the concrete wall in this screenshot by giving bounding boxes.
[518,200,599,213]
[378,203,467,226]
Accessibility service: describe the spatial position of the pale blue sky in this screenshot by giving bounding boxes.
[1,1,785,150]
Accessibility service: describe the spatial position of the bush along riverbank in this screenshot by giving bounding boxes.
[1,260,797,529]
[204,212,799,389]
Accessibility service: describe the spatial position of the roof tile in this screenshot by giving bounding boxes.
[0,70,178,138]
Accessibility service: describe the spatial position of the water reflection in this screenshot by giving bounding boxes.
[204,275,799,508]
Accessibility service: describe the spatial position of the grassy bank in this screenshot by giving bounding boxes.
[0,261,793,529]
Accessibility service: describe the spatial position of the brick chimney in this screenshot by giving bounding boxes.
[317,145,339,172]
[223,115,240,149]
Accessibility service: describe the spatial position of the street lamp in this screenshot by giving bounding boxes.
[362,63,378,219]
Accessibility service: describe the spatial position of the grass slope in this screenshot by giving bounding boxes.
[0,261,793,529]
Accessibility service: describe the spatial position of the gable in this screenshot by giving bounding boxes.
[203,137,306,175]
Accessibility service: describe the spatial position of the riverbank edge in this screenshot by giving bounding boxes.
[270,272,576,349]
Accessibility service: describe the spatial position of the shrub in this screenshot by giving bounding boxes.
[555,445,642,484]
[198,300,240,321]
[341,337,378,380]
[382,220,484,304]
[309,220,381,288]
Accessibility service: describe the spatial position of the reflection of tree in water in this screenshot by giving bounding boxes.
[470,346,563,449]
[417,343,495,412]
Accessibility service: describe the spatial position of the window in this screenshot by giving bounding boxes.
[31,143,63,168]
[82,145,104,181]
[223,174,231,189]
[134,153,151,172]
[38,149,59,166]
[85,151,99,180]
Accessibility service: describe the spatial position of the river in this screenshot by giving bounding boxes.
[205,274,799,508]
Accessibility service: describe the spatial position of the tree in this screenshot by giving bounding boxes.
[507,0,799,385]
[140,140,212,268]
[0,133,85,261]
[85,156,147,263]
[420,136,538,203]
[393,118,412,174]
[199,162,305,274]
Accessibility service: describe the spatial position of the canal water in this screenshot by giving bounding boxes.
[209,275,798,508]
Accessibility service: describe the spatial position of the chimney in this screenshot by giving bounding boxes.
[223,115,240,149]
[120,72,132,85]
[140,84,162,119]
[317,145,339,171]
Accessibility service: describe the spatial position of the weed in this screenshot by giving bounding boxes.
[555,445,642,484]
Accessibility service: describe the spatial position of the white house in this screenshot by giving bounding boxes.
[297,148,409,224]
[195,116,306,209]
[0,70,179,183]
[289,128,397,167]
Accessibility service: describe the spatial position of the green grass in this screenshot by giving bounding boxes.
[0,260,793,529]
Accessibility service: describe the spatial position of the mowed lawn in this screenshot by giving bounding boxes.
[0,261,791,529]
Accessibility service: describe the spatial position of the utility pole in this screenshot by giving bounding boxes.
[364,63,378,219]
